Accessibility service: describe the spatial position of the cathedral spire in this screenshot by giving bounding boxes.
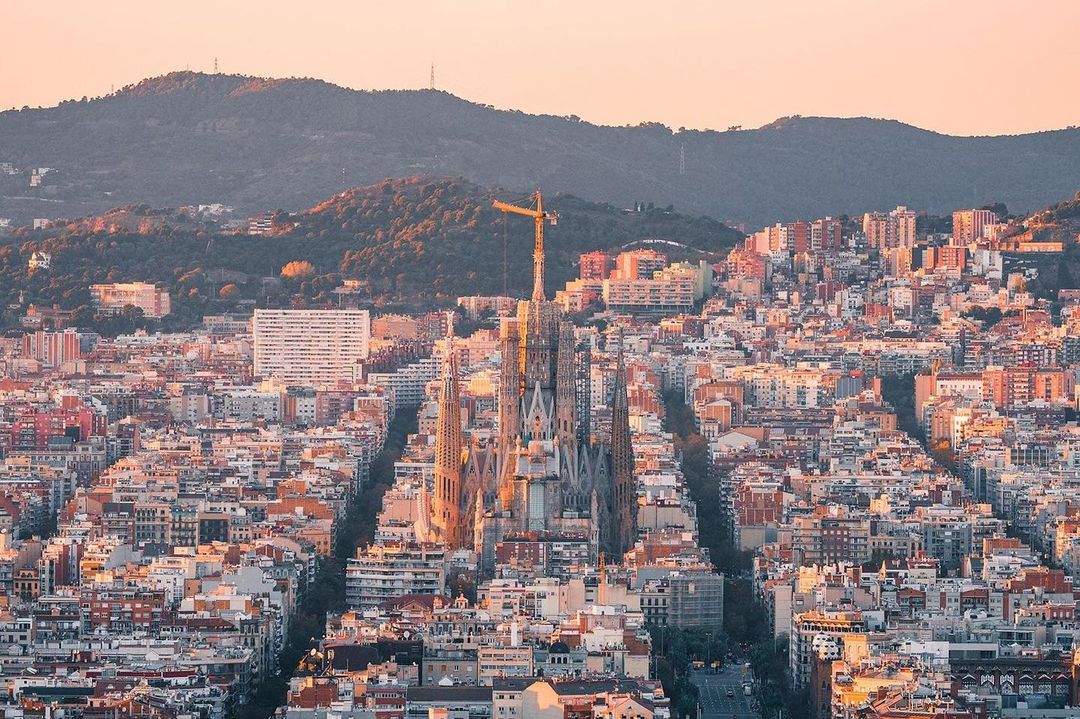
[555,320,577,448]
[610,330,636,557]
[497,320,522,507]
[433,344,465,548]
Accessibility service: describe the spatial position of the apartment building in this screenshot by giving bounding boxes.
[788,507,871,566]
[952,208,996,246]
[863,206,916,250]
[579,250,614,280]
[253,309,370,387]
[90,282,172,318]
[602,275,695,313]
[344,540,446,609]
[21,330,82,368]
[790,609,865,686]
[611,249,667,280]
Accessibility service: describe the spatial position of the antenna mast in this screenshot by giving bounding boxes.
[430,63,435,90]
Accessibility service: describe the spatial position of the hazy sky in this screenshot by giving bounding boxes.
[4,1,1078,136]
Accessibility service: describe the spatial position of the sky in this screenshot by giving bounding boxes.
[3,1,1078,136]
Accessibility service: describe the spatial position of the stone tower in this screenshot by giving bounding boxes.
[554,320,577,448]
[432,347,465,548]
[497,319,521,509]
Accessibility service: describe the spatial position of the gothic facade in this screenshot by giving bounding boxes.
[430,249,635,573]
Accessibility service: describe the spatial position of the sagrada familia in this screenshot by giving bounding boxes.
[423,213,636,573]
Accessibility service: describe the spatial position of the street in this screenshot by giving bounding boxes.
[689,665,759,719]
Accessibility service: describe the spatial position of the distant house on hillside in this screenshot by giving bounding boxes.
[28,252,51,271]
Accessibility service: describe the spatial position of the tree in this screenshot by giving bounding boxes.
[931,439,959,473]
[280,260,316,279]
[979,201,1009,220]
[963,306,1002,328]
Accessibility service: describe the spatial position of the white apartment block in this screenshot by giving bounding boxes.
[253,309,370,387]
[602,276,695,313]
[368,354,442,410]
[731,365,826,408]
[344,541,446,609]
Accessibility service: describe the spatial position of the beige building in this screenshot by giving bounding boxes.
[89,282,171,318]
[862,206,917,250]
[478,645,534,686]
[253,309,370,387]
[952,208,995,245]
[602,261,711,313]
[344,540,445,609]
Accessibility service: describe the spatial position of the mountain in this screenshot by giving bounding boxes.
[1,71,1078,228]
[0,176,741,332]
[1003,191,1080,299]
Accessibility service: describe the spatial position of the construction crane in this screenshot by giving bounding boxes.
[492,191,558,301]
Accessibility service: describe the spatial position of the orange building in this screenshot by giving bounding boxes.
[579,250,613,280]
[981,366,1069,409]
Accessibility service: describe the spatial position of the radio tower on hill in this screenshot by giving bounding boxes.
[430,63,435,90]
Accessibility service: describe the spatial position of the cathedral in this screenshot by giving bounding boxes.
[429,217,636,573]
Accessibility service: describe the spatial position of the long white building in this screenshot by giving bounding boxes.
[253,309,370,387]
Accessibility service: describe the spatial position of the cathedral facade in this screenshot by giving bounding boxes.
[430,235,636,573]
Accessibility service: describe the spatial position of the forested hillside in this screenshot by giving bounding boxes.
[0,177,741,332]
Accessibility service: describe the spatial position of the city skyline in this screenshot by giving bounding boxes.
[4,5,1080,718]
[4,0,1080,136]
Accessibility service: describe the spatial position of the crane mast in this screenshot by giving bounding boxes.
[492,191,558,301]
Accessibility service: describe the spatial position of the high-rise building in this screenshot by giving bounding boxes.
[808,217,842,253]
[579,251,613,280]
[612,249,667,280]
[21,330,82,368]
[862,212,889,250]
[891,206,917,248]
[952,208,995,246]
[253,309,370,387]
[863,206,917,250]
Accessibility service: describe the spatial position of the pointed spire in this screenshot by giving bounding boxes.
[555,320,577,448]
[497,319,522,496]
[433,345,465,548]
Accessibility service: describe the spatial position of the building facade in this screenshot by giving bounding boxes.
[253,309,371,387]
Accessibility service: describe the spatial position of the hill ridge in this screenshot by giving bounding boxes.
[0,176,743,333]
[59,71,1076,139]
[2,71,1079,227]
